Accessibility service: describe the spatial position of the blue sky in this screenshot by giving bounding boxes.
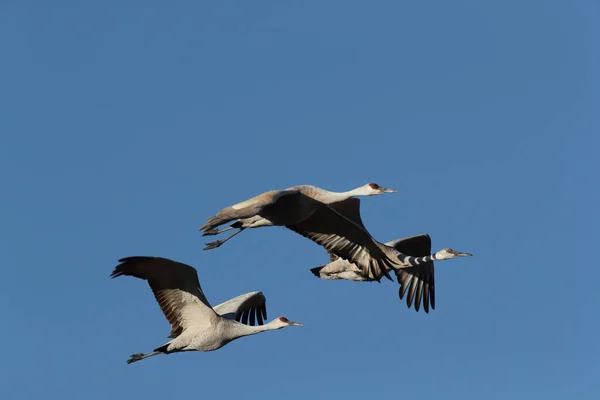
[1,1,598,399]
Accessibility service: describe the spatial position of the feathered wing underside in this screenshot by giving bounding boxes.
[323,197,368,262]
[321,197,370,264]
[310,199,377,279]
[328,197,369,230]
[213,291,268,326]
[110,256,218,338]
[285,197,398,281]
[200,190,300,232]
[396,264,435,313]
[154,286,217,338]
[388,235,436,313]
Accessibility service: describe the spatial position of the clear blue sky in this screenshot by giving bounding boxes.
[1,1,598,399]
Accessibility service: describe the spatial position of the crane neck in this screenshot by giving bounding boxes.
[291,185,370,204]
[320,188,368,204]
[223,319,281,341]
[396,252,442,266]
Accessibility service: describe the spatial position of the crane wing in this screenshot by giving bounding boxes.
[387,234,436,313]
[213,291,268,326]
[110,256,218,338]
[386,234,432,256]
[328,198,368,229]
[323,197,399,280]
[200,189,301,233]
[285,196,398,281]
[310,198,378,276]
[322,198,369,263]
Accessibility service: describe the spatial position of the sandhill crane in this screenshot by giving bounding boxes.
[310,234,472,313]
[200,183,399,280]
[110,256,302,364]
[298,197,471,283]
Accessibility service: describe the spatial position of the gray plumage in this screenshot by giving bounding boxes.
[200,183,400,281]
[111,256,302,364]
[311,234,472,313]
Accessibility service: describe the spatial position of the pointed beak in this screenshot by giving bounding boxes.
[289,321,304,327]
[456,252,472,257]
[381,187,397,193]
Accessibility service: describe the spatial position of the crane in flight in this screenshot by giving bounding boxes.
[200,183,400,280]
[110,256,302,364]
[310,233,472,313]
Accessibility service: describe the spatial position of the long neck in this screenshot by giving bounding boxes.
[396,251,444,266]
[223,320,280,342]
[320,187,367,204]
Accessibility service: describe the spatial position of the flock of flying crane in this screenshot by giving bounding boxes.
[112,183,472,364]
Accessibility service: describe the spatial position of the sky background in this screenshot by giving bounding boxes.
[1,1,598,399]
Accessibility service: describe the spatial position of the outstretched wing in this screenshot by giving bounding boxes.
[328,198,369,230]
[200,189,300,233]
[386,234,432,256]
[286,196,398,281]
[321,197,371,263]
[213,291,268,326]
[321,198,362,260]
[387,234,436,313]
[110,256,218,338]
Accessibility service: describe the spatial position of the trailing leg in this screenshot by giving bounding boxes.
[126,351,161,364]
[203,228,245,250]
[202,221,243,237]
[126,343,172,364]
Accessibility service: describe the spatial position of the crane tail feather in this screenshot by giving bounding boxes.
[310,266,324,278]
[200,211,236,233]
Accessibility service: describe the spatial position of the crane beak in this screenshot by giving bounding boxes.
[456,251,472,257]
[381,187,397,193]
[289,321,304,327]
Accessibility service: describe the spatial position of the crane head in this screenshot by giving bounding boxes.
[366,183,397,195]
[436,248,473,260]
[270,316,303,329]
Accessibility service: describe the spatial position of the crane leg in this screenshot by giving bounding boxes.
[202,221,243,236]
[203,228,245,250]
[126,351,161,364]
[202,225,236,236]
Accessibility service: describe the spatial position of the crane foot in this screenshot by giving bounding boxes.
[203,240,223,250]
